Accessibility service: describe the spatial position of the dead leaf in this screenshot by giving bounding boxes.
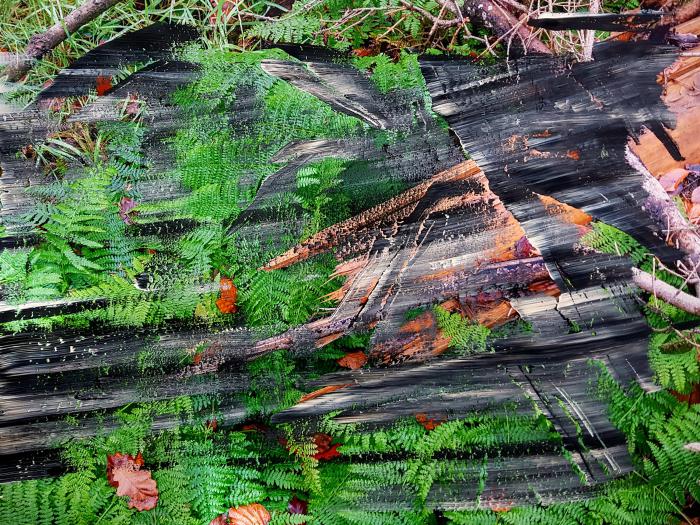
[312,433,342,461]
[337,351,367,369]
[209,0,236,25]
[659,168,690,193]
[684,442,700,453]
[96,75,113,96]
[216,277,238,314]
[288,496,308,517]
[107,452,158,511]
[415,413,446,431]
[118,197,137,225]
[209,503,271,525]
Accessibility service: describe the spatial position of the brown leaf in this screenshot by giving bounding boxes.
[107,452,158,511]
[209,0,236,25]
[337,351,367,370]
[118,197,137,225]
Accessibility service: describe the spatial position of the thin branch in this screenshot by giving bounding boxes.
[2,0,126,82]
[399,0,465,27]
[495,0,530,13]
[632,267,700,316]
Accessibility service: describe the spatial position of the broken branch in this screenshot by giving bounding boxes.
[632,267,700,315]
[2,0,126,82]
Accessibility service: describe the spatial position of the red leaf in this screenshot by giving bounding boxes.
[216,277,238,314]
[288,496,308,516]
[314,443,342,461]
[209,504,271,525]
[312,433,342,461]
[240,422,271,433]
[107,453,158,511]
[337,351,367,370]
[96,75,113,96]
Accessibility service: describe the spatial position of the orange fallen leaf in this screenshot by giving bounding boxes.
[415,413,446,431]
[216,277,238,314]
[312,433,342,461]
[107,452,158,511]
[353,47,374,57]
[298,383,352,403]
[337,351,367,370]
[209,503,271,525]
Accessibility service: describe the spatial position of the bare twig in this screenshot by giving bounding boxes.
[2,0,126,82]
[461,0,552,54]
[495,0,530,13]
[429,3,450,39]
[399,0,465,26]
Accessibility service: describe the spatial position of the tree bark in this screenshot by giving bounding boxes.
[2,0,125,82]
[627,147,700,266]
[671,0,700,25]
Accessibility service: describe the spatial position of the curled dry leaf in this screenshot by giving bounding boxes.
[298,383,352,403]
[216,277,238,314]
[107,452,158,511]
[337,351,367,369]
[209,503,271,525]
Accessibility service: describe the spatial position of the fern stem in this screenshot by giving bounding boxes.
[94,496,119,524]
